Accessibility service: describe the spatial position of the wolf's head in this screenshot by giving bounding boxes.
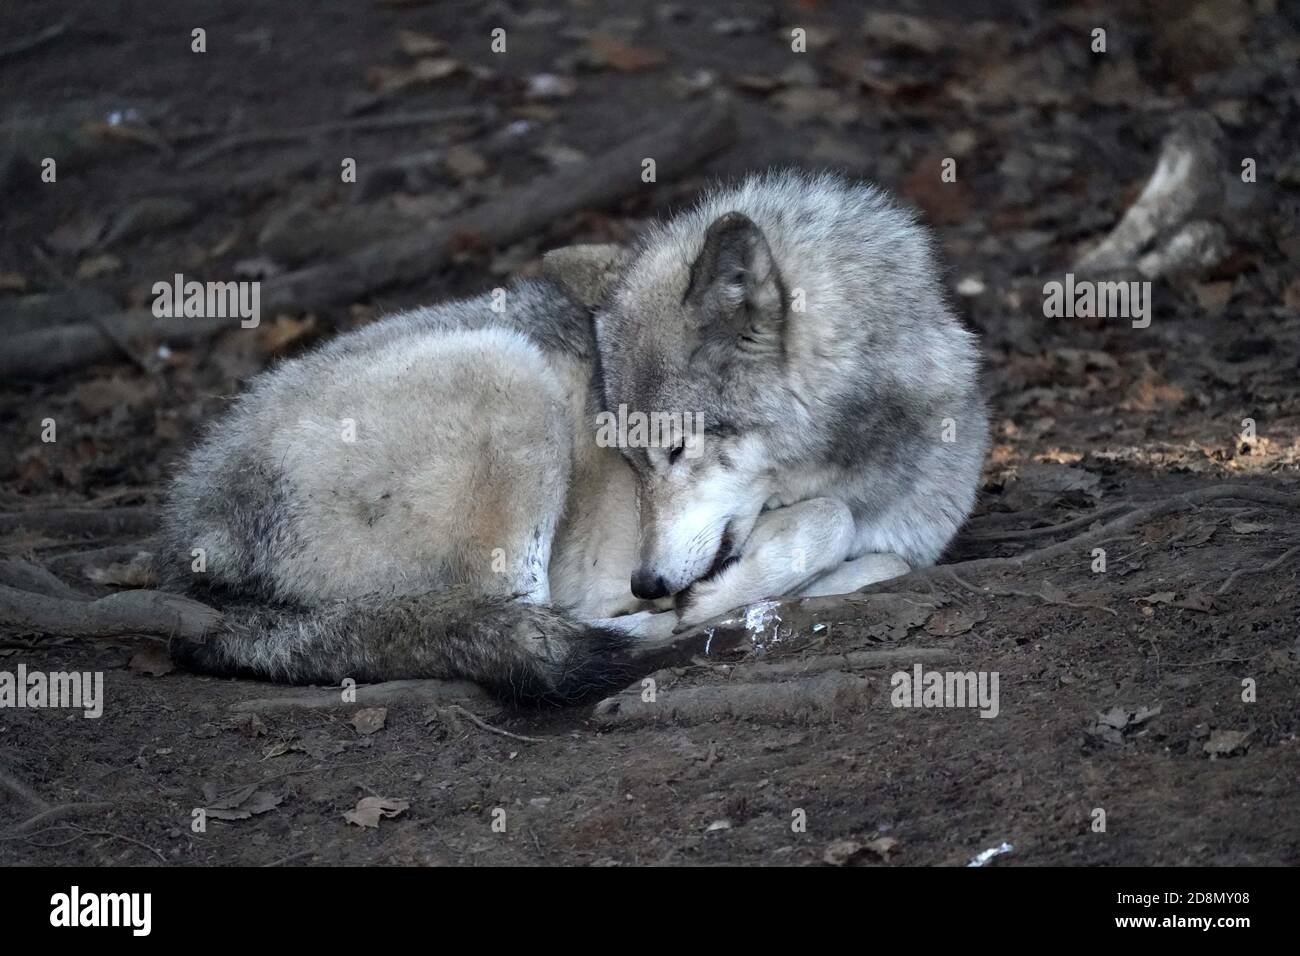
[595,210,797,599]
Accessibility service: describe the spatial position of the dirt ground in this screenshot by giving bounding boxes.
[1,0,1298,866]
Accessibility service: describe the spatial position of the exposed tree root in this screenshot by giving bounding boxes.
[228,678,493,713]
[0,559,89,601]
[0,506,158,539]
[593,670,870,726]
[1216,546,1300,596]
[178,107,485,169]
[0,585,218,639]
[900,485,1299,584]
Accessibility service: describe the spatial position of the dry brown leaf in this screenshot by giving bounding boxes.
[0,272,30,292]
[351,707,388,735]
[443,144,488,180]
[75,253,122,279]
[902,153,970,225]
[344,796,410,828]
[47,218,105,254]
[1137,591,1177,605]
[257,314,317,354]
[586,34,666,71]
[129,645,175,677]
[396,29,446,57]
[1172,592,1218,614]
[87,560,156,588]
[1203,728,1250,757]
[366,57,461,93]
[924,606,986,636]
[203,784,282,820]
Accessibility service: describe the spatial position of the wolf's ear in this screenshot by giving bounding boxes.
[541,244,632,308]
[685,211,786,352]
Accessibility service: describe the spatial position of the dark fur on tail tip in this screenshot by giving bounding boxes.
[168,592,641,707]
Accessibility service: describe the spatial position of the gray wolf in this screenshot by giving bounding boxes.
[161,170,987,701]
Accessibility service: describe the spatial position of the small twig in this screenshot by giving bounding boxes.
[963,504,1132,543]
[1215,546,1299,596]
[947,571,1117,616]
[178,107,484,169]
[1165,655,1256,669]
[5,802,112,835]
[0,18,69,63]
[262,849,316,867]
[444,704,543,743]
[0,763,49,812]
[64,824,168,864]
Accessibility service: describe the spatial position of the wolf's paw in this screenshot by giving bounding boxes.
[589,609,678,640]
[671,573,748,632]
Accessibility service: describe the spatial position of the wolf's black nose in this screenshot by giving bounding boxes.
[630,570,669,600]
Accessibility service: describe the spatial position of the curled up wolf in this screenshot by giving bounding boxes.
[160,171,989,703]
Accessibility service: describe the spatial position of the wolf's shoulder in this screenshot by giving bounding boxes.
[311,278,592,365]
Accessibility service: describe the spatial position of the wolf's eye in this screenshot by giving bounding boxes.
[667,441,686,465]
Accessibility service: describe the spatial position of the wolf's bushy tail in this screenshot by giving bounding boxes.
[169,591,634,704]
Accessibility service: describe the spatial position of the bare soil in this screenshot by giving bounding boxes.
[1,0,1298,866]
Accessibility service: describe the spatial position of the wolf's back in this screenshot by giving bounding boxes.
[171,592,633,704]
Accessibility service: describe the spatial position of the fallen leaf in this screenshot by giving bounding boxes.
[48,218,106,254]
[526,73,577,100]
[89,559,157,587]
[823,835,898,865]
[771,86,858,125]
[823,839,864,866]
[1192,281,1233,314]
[1229,519,1270,534]
[396,29,446,56]
[351,707,388,735]
[1284,277,1300,313]
[76,253,122,279]
[1171,592,1218,614]
[902,153,971,225]
[1203,728,1250,757]
[231,713,268,738]
[0,272,29,293]
[858,593,937,641]
[344,796,410,828]
[257,314,317,354]
[1087,703,1161,745]
[1137,591,1176,605]
[864,836,901,860]
[732,73,781,93]
[234,256,284,280]
[443,144,488,180]
[366,57,461,93]
[128,645,174,677]
[863,11,947,54]
[203,785,282,821]
[81,119,171,153]
[586,34,666,71]
[924,606,986,636]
